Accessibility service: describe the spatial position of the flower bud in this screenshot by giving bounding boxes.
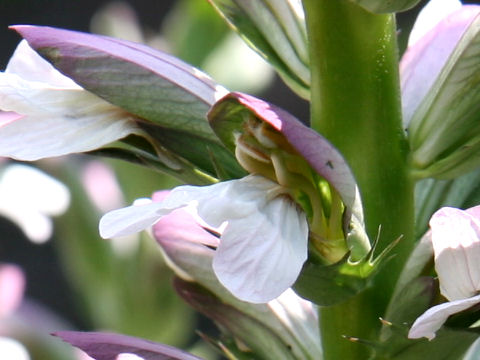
[209,0,310,98]
[401,1,480,179]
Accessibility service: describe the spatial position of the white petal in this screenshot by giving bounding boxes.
[0,164,70,242]
[0,43,141,160]
[430,207,480,300]
[165,175,277,228]
[99,178,257,239]
[195,179,273,227]
[0,79,141,160]
[6,40,80,88]
[212,195,308,303]
[99,201,173,238]
[408,294,480,340]
[408,0,462,47]
[268,289,322,358]
[0,164,70,215]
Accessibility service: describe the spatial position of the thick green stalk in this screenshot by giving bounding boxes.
[303,1,414,359]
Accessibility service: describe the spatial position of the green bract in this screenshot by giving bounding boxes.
[208,0,310,98]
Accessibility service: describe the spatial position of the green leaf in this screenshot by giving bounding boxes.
[208,0,310,98]
[137,122,246,181]
[388,328,478,360]
[87,146,217,186]
[174,279,299,360]
[382,276,437,343]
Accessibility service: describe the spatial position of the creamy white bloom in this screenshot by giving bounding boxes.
[100,175,309,303]
[0,164,70,243]
[0,41,141,160]
[408,206,480,340]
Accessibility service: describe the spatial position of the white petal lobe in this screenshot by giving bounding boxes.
[6,40,80,87]
[213,195,308,303]
[99,201,170,238]
[430,207,480,300]
[408,294,480,340]
[0,164,70,243]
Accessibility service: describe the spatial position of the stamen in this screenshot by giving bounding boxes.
[235,133,270,163]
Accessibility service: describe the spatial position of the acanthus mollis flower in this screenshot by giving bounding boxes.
[401,0,480,179]
[101,92,372,305]
[2,25,374,305]
[408,206,480,340]
[151,197,321,359]
[0,25,243,183]
[101,174,308,304]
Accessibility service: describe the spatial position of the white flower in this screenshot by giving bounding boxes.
[408,206,480,340]
[0,40,141,160]
[0,164,70,243]
[99,175,308,303]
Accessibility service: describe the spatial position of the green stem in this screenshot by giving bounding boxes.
[303,1,415,359]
